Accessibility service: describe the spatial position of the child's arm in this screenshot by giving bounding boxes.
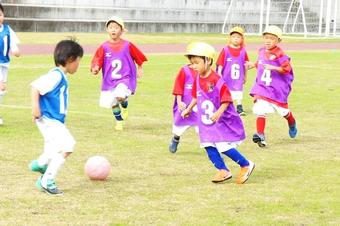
[90,46,104,75]
[210,102,228,122]
[91,65,100,75]
[10,46,20,57]
[137,65,143,78]
[181,98,197,118]
[129,42,147,78]
[31,88,41,121]
[263,64,285,73]
[176,95,186,111]
[216,65,223,76]
[245,61,256,70]
[9,27,20,57]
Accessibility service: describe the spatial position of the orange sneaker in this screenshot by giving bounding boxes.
[236,161,255,184]
[211,169,232,183]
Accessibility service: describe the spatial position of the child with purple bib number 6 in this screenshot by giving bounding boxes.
[181,42,255,184]
[216,26,249,116]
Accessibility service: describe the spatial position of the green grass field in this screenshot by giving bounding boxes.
[0,33,339,225]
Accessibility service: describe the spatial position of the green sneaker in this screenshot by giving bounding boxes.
[36,175,43,190]
[29,160,47,174]
[42,179,63,196]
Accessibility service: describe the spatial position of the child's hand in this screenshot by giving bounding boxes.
[0,82,6,91]
[178,101,187,111]
[181,109,190,118]
[210,111,222,122]
[91,66,100,75]
[245,61,255,70]
[32,108,41,122]
[137,67,143,78]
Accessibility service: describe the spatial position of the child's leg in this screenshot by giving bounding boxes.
[169,125,190,153]
[222,148,249,167]
[169,134,180,153]
[40,152,66,195]
[112,105,123,121]
[113,83,131,120]
[120,98,128,109]
[0,81,6,125]
[0,67,7,105]
[256,115,266,135]
[205,146,232,183]
[205,146,228,171]
[222,148,255,184]
[112,104,124,131]
[118,97,129,120]
[284,111,297,138]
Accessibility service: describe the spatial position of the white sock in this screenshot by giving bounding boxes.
[37,152,51,166]
[236,99,242,105]
[41,153,65,188]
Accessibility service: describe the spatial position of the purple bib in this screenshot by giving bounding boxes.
[101,41,137,93]
[173,65,197,126]
[196,75,245,143]
[250,48,294,103]
[221,46,247,91]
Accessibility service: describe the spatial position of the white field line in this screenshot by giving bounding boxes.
[0,104,111,118]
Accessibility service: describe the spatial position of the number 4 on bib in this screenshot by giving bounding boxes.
[260,69,272,86]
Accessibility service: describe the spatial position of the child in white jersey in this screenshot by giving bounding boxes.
[29,39,83,195]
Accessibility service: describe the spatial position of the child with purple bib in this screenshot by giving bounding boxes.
[216,26,249,116]
[169,63,198,153]
[181,42,255,184]
[91,16,147,131]
[248,26,297,148]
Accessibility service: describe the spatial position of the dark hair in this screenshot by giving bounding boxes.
[54,39,83,66]
[187,55,213,66]
[0,4,4,14]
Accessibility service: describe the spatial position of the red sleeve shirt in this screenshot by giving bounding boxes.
[254,46,291,74]
[192,70,232,104]
[172,66,196,96]
[91,39,147,69]
[216,46,249,67]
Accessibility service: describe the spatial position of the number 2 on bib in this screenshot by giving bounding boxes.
[260,69,272,86]
[111,59,122,79]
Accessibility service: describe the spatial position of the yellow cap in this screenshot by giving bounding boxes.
[105,16,127,31]
[263,25,283,40]
[185,42,215,59]
[229,26,245,36]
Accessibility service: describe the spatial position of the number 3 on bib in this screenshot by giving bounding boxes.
[111,59,122,79]
[201,100,214,125]
[261,69,272,86]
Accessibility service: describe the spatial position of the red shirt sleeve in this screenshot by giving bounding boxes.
[91,45,105,69]
[172,68,186,95]
[220,84,233,103]
[269,46,292,74]
[245,51,249,61]
[216,49,226,67]
[129,42,147,66]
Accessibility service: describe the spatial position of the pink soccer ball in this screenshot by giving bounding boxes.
[85,156,111,180]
